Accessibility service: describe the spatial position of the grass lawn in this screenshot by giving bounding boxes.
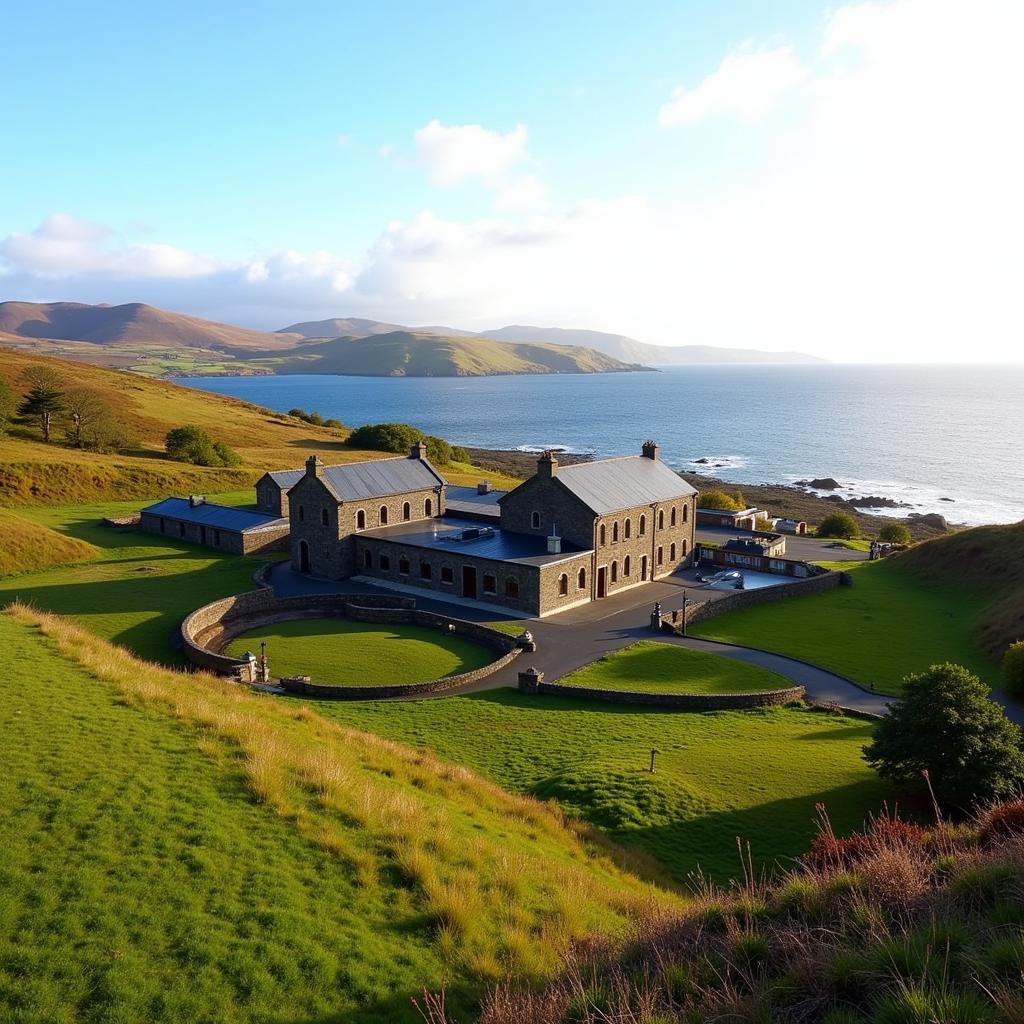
[2,608,656,1023]
[225,617,493,685]
[691,559,998,696]
[0,494,268,664]
[560,641,790,694]
[310,691,888,883]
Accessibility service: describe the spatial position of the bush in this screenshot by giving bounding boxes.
[863,663,1024,808]
[817,512,861,540]
[698,489,743,511]
[978,798,1024,845]
[164,425,241,467]
[1003,640,1024,698]
[878,522,911,546]
[345,422,459,465]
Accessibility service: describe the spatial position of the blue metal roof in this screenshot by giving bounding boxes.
[142,498,287,533]
[360,519,589,567]
[269,456,444,501]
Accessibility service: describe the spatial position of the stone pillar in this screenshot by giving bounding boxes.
[518,667,544,693]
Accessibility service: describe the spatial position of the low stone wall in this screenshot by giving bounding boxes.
[675,569,844,630]
[519,669,804,709]
[180,589,518,696]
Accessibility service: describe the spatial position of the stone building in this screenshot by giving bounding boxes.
[140,496,290,554]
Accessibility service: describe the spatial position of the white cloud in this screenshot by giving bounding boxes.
[658,43,808,125]
[3,1,1023,362]
[413,119,528,187]
[494,174,550,212]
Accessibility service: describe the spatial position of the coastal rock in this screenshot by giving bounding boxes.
[797,477,842,490]
[908,512,949,531]
[847,495,910,509]
[694,458,710,464]
[939,497,954,502]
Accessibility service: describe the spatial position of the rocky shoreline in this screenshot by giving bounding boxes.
[465,448,952,540]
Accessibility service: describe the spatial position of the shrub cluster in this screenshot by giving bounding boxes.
[164,425,241,467]
[287,407,344,429]
[816,511,861,539]
[878,521,911,546]
[345,422,467,465]
[697,489,746,512]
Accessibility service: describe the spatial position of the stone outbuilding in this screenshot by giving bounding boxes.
[139,496,290,554]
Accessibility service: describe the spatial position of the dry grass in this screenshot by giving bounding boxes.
[4,602,666,980]
[0,508,99,575]
[417,805,1024,1023]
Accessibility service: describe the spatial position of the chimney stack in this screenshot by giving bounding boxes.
[537,450,559,479]
[642,439,660,460]
[305,454,323,479]
[411,441,427,460]
[188,494,205,508]
[477,480,491,495]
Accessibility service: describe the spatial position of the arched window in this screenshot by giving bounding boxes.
[658,510,665,530]
[531,511,540,529]
[682,504,689,524]
[356,509,366,530]
[298,505,305,522]
[671,506,677,527]
[624,518,631,539]
[399,556,410,576]
[612,521,619,543]
[379,553,390,571]
[670,542,676,561]
[599,524,606,546]
[639,514,646,536]
[505,577,519,599]
[425,498,432,517]
[611,561,618,583]
[577,567,587,590]
[379,505,388,526]
[403,501,411,522]
[624,555,631,576]
[682,539,688,556]
[657,546,664,565]
[558,573,568,596]
[321,508,329,526]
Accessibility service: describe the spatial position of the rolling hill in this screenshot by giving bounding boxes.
[480,324,825,365]
[0,301,300,352]
[246,330,649,376]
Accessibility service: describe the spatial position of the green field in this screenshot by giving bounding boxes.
[225,617,493,685]
[692,559,998,695]
[0,495,264,664]
[560,641,790,694]
[309,691,887,882]
[1,608,660,1024]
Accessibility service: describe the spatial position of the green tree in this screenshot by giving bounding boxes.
[62,387,112,448]
[816,512,861,539]
[18,365,65,442]
[165,425,240,467]
[698,489,742,511]
[346,422,424,454]
[0,377,16,436]
[863,663,1024,807]
[878,522,911,546]
[1004,641,1024,699]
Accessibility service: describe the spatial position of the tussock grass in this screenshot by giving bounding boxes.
[1,603,664,1022]
[419,807,1024,1024]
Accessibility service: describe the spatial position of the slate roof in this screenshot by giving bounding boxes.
[360,519,589,567]
[544,456,696,515]
[444,485,505,520]
[268,456,445,502]
[142,498,287,533]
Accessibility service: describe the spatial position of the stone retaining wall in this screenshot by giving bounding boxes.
[522,676,804,709]
[675,569,844,630]
[181,589,518,694]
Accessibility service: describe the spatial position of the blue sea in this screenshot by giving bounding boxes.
[176,365,1024,526]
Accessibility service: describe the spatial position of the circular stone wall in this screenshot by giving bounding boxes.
[181,590,521,697]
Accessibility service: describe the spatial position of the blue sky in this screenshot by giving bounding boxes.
[2,1,1022,361]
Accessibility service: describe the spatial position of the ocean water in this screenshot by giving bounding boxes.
[176,365,1024,526]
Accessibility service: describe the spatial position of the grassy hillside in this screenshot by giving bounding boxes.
[247,331,648,376]
[691,558,998,695]
[0,605,660,1023]
[313,691,888,883]
[452,804,1024,1024]
[0,508,99,577]
[0,350,519,506]
[895,520,1024,660]
[0,300,300,352]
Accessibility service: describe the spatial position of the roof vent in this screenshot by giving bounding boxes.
[189,494,206,508]
[477,480,491,494]
[547,524,562,554]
